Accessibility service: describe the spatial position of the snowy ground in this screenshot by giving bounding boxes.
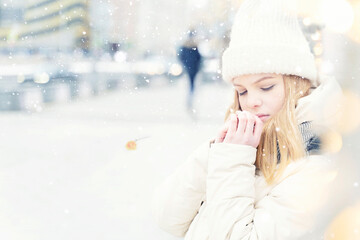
[0,78,233,240]
[0,77,359,240]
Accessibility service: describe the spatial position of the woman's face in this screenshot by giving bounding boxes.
[232,73,285,122]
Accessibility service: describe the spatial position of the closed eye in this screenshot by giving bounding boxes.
[261,85,275,91]
[238,85,275,96]
[238,90,247,96]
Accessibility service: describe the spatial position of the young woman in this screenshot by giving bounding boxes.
[152,0,343,239]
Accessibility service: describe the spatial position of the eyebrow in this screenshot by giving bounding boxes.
[233,76,274,87]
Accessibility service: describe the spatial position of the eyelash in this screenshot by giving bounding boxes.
[238,85,275,96]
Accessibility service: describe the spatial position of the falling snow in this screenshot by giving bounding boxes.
[0,0,358,239]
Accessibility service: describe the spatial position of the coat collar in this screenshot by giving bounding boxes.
[295,74,343,133]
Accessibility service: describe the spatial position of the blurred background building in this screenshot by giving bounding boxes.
[0,0,359,109]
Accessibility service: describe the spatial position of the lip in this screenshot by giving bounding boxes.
[255,114,269,118]
[256,114,270,121]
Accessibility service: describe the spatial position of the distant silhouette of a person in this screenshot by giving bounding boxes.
[178,29,202,112]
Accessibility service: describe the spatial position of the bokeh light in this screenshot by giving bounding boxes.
[320,0,354,33]
[325,200,360,240]
[348,1,360,43]
[321,129,343,154]
[336,90,360,134]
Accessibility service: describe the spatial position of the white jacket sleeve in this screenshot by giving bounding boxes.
[206,143,336,240]
[152,141,211,237]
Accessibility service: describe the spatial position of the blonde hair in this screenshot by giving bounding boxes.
[224,75,312,185]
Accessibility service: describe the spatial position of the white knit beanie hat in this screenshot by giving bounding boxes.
[222,0,318,86]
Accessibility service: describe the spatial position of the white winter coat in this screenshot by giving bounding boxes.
[152,75,342,240]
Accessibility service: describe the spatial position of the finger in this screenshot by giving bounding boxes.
[243,111,256,137]
[253,115,264,139]
[215,124,229,143]
[227,113,238,136]
[236,111,247,133]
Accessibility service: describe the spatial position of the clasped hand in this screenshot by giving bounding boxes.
[214,111,264,148]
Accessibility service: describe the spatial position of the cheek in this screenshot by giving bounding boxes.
[272,90,285,110]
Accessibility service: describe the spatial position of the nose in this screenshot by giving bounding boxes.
[246,93,262,108]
